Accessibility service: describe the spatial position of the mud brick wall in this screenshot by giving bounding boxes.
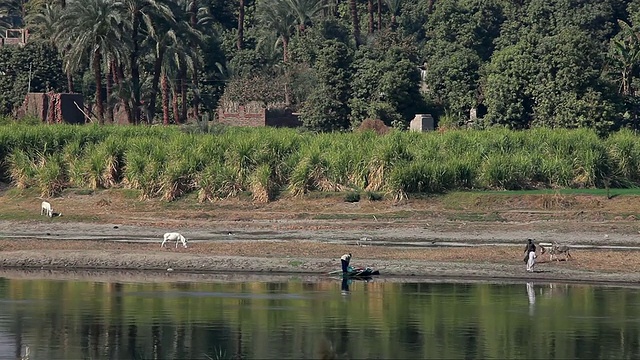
[21,93,47,120]
[217,105,266,127]
[19,93,85,124]
[217,103,301,128]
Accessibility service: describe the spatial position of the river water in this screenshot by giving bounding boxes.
[0,275,638,359]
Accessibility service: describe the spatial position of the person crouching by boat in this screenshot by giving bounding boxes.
[524,239,537,272]
[341,253,352,274]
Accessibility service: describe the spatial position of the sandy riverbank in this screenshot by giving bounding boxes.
[0,189,639,284]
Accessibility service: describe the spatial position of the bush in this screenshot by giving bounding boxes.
[357,119,390,135]
[365,191,383,201]
[344,191,361,202]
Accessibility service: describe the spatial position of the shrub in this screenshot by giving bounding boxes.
[357,119,390,135]
[365,191,383,201]
[344,191,361,202]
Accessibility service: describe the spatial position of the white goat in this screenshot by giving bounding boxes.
[41,201,53,217]
[161,232,188,248]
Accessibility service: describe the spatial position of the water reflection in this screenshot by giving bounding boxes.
[526,282,536,316]
[0,277,638,359]
[341,277,350,294]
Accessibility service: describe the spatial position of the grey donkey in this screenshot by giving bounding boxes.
[549,242,572,261]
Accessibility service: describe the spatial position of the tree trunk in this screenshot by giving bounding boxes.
[92,50,104,124]
[368,0,374,34]
[377,0,382,30]
[282,36,290,105]
[161,73,170,125]
[237,0,245,50]
[115,64,133,124]
[172,83,180,124]
[282,35,289,63]
[427,0,434,13]
[192,70,200,120]
[189,2,201,121]
[180,69,187,122]
[130,11,141,124]
[350,0,360,46]
[106,62,114,123]
[148,47,164,122]
[67,73,75,93]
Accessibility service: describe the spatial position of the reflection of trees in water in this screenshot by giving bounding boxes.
[151,323,161,359]
[128,324,138,358]
[6,279,640,358]
[13,310,22,360]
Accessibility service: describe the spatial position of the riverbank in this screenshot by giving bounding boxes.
[0,188,639,284]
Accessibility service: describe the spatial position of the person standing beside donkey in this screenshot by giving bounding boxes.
[341,253,352,274]
[524,239,537,272]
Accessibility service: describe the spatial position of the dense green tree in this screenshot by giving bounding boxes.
[2,0,640,135]
[483,41,536,129]
[0,42,66,115]
[422,0,503,120]
[300,40,352,131]
[349,34,424,128]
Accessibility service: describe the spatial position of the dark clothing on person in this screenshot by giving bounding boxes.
[341,259,350,273]
[524,240,536,254]
[341,253,352,273]
[524,239,536,263]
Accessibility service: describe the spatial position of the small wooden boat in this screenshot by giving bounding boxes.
[328,266,381,277]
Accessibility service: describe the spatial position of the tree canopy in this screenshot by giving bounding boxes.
[1,0,640,133]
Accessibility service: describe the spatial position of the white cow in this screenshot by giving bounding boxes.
[41,201,53,217]
[161,232,188,248]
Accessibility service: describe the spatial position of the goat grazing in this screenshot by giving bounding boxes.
[549,242,572,261]
[41,201,53,217]
[161,232,188,248]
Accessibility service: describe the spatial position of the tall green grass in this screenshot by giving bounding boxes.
[2,124,640,202]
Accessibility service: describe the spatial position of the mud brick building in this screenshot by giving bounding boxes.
[216,101,301,128]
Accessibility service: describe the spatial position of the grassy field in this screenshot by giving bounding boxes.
[1,124,640,204]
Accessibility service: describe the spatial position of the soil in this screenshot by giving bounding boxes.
[1,187,640,284]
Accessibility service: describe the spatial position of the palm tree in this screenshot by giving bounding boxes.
[237,0,245,50]
[286,0,325,33]
[56,0,125,124]
[609,20,640,96]
[155,30,179,125]
[25,4,61,42]
[377,0,381,30]
[384,0,400,29]
[256,0,296,63]
[146,0,204,123]
[349,0,360,45]
[256,0,298,105]
[0,0,21,34]
[182,0,209,121]
[118,0,174,124]
[165,43,195,124]
[150,23,196,125]
[367,0,374,34]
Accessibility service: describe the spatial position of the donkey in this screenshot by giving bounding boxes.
[549,242,572,261]
[161,232,188,248]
